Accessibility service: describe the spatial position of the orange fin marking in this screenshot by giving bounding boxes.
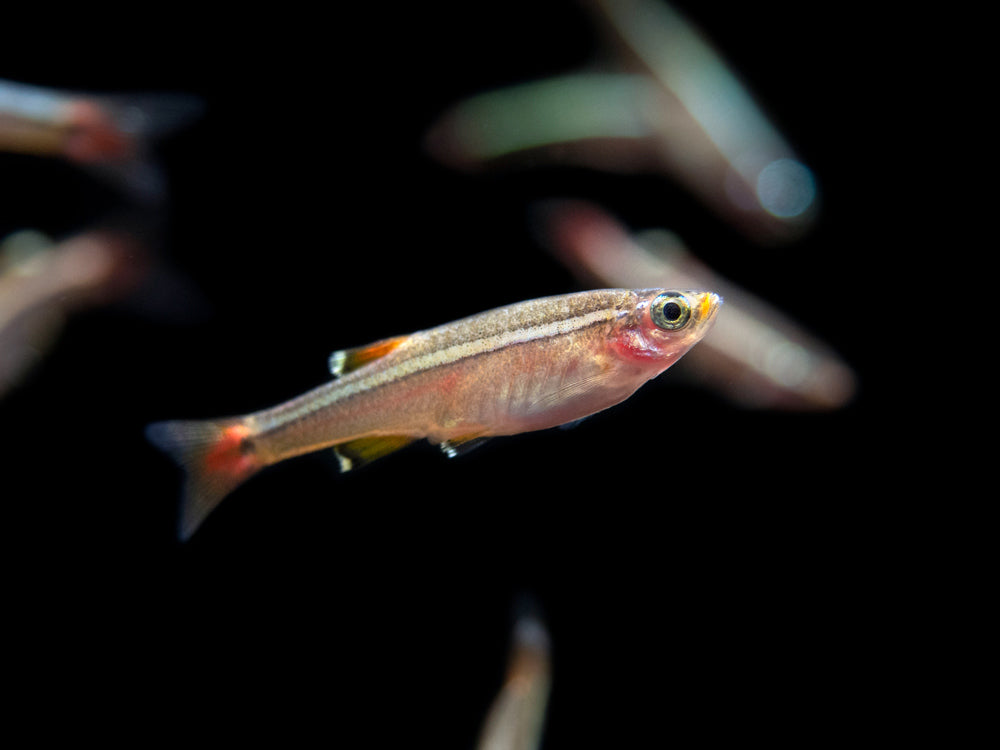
[146,418,264,540]
[329,335,409,377]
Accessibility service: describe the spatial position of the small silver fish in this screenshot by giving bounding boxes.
[147,288,721,538]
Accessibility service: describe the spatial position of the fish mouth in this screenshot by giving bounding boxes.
[699,291,723,323]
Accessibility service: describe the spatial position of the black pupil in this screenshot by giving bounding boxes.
[662,301,682,321]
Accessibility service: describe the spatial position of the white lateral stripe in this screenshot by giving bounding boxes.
[284,306,617,422]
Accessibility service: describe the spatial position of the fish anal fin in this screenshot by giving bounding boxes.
[439,433,491,458]
[329,335,409,377]
[333,434,416,472]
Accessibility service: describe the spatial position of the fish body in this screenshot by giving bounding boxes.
[0,78,202,203]
[147,288,720,538]
[0,78,130,161]
[477,612,552,750]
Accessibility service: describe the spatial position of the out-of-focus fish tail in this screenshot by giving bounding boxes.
[99,92,205,143]
[145,417,263,540]
[67,91,204,204]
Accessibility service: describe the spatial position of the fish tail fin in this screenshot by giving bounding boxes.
[64,92,204,204]
[66,91,205,156]
[100,92,205,143]
[145,417,263,540]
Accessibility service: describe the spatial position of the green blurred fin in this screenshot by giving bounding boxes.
[333,435,416,471]
[0,229,54,272]
[328,335,409,377]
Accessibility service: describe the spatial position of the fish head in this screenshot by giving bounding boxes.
[615,288,723,369]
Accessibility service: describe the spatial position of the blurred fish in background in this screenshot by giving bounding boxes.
[536,199,856,410]
[477,608,552,750]
[0,225,150,398]
[0,77,203,205]
[424,0,817,245]
[421,0,851,411]
[0,76,207,400]
[0,216,204,401]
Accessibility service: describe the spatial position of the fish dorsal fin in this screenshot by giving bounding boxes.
[329,335,409,377]
[333,435,416,472]
[439,432,491,458]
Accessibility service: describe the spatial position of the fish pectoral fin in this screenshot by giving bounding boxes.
[333,435,416,472]
[439,432,491,458]
[329,335,409,377]
[528,368,616,415]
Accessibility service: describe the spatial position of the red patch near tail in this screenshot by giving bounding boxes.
[204,424,257,477]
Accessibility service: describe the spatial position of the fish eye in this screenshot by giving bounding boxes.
[651,292,692,331]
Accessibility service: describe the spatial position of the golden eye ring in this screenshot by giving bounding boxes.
[651,292,692,331]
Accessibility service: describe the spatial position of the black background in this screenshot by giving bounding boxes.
[2,1,911,743]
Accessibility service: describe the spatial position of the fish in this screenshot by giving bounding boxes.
[477,610,552,750]
[0,77,203,204]
[146,287,721,539]
[537,200,856,410]
[578,0,819,240]
[423,0,817,244]
[0,226,149,398]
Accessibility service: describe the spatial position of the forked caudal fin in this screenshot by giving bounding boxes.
[145,417,263,540]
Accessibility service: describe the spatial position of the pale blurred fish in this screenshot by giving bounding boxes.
[424,0,817,244]
[147,287,721,539]
[579,0,818,241]
[538,200,855,410]
[477,612,552,750]
[0,77,203,204]
[0,227,148,398]
[424,71,668,173]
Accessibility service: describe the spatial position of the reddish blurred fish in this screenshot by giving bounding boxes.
[0,77,202,203]
[539,200,855,410]
[147,288,721,539]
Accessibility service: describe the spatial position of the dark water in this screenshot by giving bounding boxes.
[2,1,907,743]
